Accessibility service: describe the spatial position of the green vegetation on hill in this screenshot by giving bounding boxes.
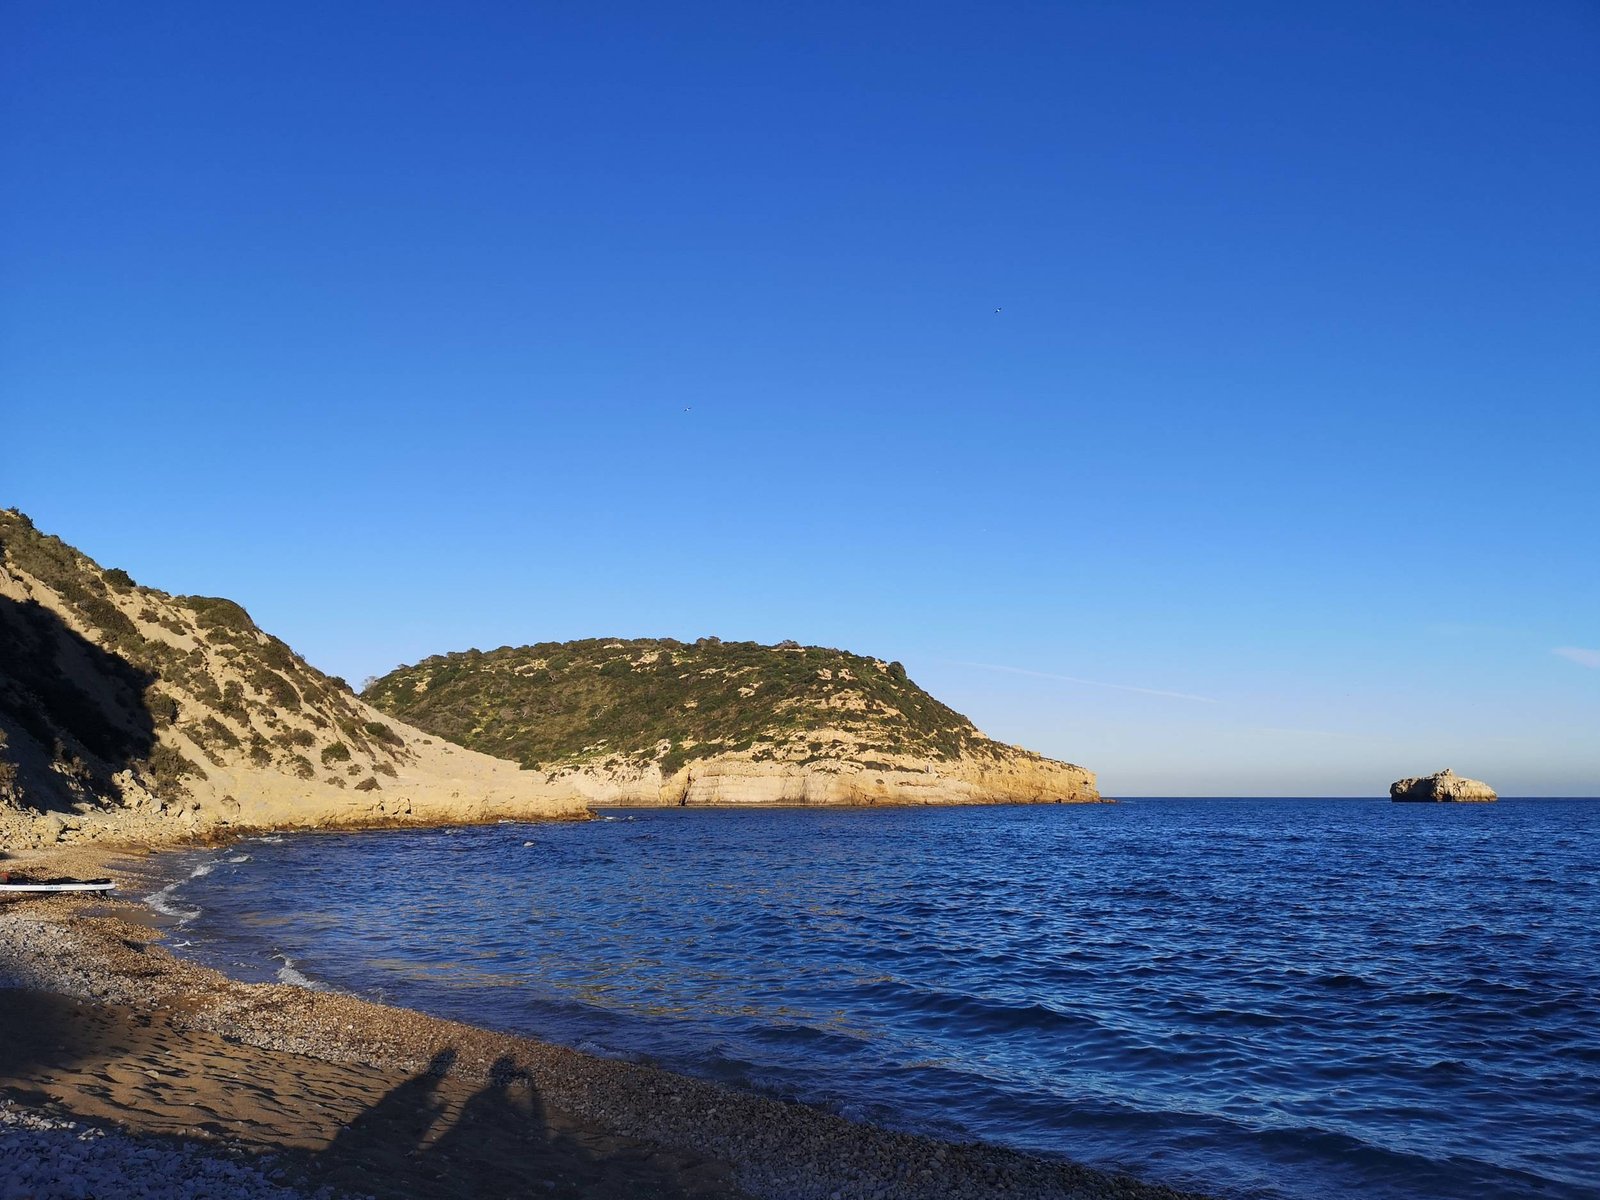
[364,637,999,775]
[0,509,405,815]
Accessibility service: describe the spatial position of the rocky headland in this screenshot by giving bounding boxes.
[2,511,1100,853]
[364,639,1100,807]
[1389,768,1498,803]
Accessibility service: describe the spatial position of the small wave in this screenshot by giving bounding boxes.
[1203,1006,1287,1028]
[143,882,200,924]
[272,953,322,991]
[1392,988,1459,1008]
[1312,973,1376,990]
[226,854,251,864]
[865,980,1100,1039]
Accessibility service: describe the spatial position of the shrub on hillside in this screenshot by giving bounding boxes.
[181,596,255,633]
[144,744,200,795]
[148,692,180,727]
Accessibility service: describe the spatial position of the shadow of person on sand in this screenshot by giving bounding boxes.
[0,1007,743,1200]
[421,1054,714,1200]
[419,1055,542,1187]
[310,1048,457,1194]
[307,1050,732,1200]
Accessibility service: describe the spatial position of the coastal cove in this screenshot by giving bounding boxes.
[1,840,1201,1200]
[7,7,1598,1200]
[138,799,1600,1200]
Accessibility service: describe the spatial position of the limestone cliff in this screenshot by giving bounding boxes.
[0,511,588,850]
[365,639,1100,806]
[1389,768,1498,803]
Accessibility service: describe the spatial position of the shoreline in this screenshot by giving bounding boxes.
[2,797,1118,856]
[0,837,1207,1200]
[7,790,1117,853]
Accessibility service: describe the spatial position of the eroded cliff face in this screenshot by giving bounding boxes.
[548,745,1099,808]
[665,752,1097,806]
[1389,768,1497,803]
[0,511,588,850]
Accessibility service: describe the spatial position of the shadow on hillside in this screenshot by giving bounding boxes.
[0,594,157,814]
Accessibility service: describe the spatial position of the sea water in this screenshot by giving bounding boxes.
[147,799,1600,1200]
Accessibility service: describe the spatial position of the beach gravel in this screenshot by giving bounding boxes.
[0,1100,356,1200]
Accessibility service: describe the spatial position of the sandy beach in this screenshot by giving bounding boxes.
[0,841,1208,1200]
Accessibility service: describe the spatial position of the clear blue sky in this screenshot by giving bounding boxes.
[4,2,1596,795]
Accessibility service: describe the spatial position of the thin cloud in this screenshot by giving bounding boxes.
[1249,726,1361,739]
[1554,646,1600,669]
[1246,725,1414,744]
[947,660,1217,703]
[1426,621,1518,638]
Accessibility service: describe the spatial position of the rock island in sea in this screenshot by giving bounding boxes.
[1389,768,1498,802]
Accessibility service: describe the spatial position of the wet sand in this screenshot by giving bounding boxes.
[0,844,1208,1200]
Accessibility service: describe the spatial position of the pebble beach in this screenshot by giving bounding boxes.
[0,843,1206,1200]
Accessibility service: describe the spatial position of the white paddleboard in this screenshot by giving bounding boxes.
[0,881,117,893]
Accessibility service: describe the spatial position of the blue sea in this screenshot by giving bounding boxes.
[146,799,1600,1200]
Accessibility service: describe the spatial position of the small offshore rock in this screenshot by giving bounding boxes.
[1390,768,1497,803]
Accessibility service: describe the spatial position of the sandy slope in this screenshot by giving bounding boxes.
[0,517,590,851]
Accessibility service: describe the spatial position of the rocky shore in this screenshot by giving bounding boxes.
[0,843,1208,1200]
